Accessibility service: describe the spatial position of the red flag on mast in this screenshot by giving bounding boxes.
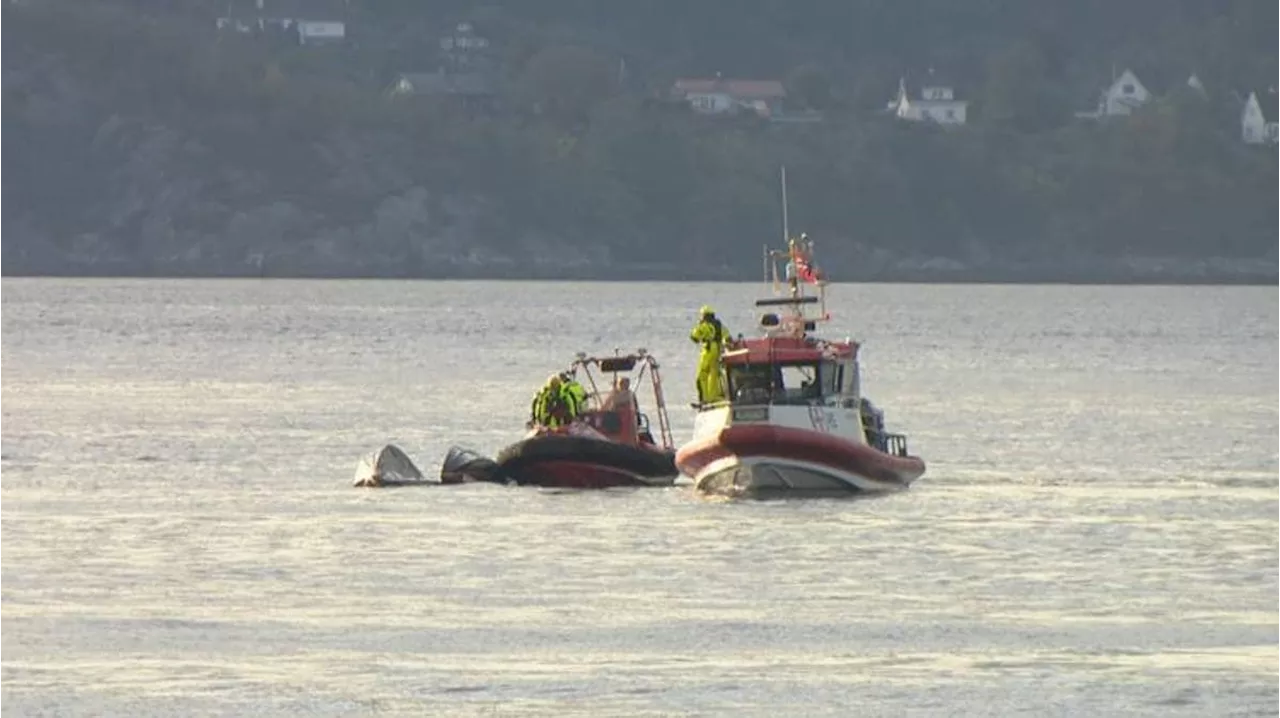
[791,238,821,284]
[795,254,819,283]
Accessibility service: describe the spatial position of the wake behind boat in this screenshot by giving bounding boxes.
[441,350,680,489]
[675,170,926,499]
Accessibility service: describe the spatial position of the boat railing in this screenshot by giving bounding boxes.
[755,296,819,307]
[691,398,732,411]
[570,349,673,450]
[870,427,911,455]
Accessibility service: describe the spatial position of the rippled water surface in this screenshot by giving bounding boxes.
[2,279,1277,717]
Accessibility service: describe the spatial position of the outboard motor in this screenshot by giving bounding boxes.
[440,445,504,484]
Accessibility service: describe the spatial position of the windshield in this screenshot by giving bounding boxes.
[727,362,824,405]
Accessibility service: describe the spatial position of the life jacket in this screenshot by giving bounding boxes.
[562,380,587,415]
[533,385,570,425]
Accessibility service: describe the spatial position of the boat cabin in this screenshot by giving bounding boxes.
[720,337,911,457]
[722,336,859,409]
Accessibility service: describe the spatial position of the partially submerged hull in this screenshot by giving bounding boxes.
[676,424,925,499]
[439,445,502,484]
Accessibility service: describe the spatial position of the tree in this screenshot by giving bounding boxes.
[516,44,617,128]
[785,63,833,110]
[981,39,1068,132]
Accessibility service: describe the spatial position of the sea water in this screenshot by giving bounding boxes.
[2,279,1276,717]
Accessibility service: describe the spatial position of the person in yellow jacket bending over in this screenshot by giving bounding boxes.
[690,305,732,405]
[530,374,577,428]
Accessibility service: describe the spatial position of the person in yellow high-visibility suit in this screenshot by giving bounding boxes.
[530,374,575,428]
[689,305,731,404]
[559,372,589,417]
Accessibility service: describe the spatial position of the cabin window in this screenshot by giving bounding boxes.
[778,364,819,401]
[820,360,841,396]
[728,362,833,405]
[1122,84,1135,95]
[726,364,774,404]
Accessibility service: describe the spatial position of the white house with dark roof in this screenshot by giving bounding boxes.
[887,72,967,125]
[1076,68,1211,120]
[1241,88,1278,144]
[1099,68,1151,116]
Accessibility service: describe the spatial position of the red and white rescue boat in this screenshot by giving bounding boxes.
[675,199,925,498]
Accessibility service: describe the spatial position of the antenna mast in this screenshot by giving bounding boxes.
[780,165,790,244]
[766,166,792,288]
[756,166,832,334]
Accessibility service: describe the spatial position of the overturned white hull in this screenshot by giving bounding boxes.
[353,444,425,487]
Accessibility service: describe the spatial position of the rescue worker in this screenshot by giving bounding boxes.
[689,305,731,404]
[559,371,589,418]
[530,374,572,428]
[602,376,639,414]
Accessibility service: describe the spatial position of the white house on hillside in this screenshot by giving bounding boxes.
[1077,68,1151,118]
[1080,67,1208,119]
[215,0,346,45]
[887,73,967,125]
[670,77,788,118]
[439,22,492,70]
[1241,89,1279,144]
[1186,73,1206,96]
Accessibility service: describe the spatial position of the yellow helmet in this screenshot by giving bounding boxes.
[700,305,715,316]
[546,374,562,387]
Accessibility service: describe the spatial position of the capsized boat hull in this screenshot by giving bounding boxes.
[676,424,925,498]
[496,434,678,488]
[353,444,428,487]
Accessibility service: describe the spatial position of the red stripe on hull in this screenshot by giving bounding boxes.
[676,424,925,486]
[507,459,670,489]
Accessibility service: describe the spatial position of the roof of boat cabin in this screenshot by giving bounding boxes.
[572,352,659,374]
[722,336,856,365]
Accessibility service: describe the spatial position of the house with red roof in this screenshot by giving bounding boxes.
[670,76,787,118]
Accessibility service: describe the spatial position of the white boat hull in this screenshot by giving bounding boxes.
[694,455,910,499]
[353,444,426,487]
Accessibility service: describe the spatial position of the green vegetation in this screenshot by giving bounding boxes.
[4,0,1276,281]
